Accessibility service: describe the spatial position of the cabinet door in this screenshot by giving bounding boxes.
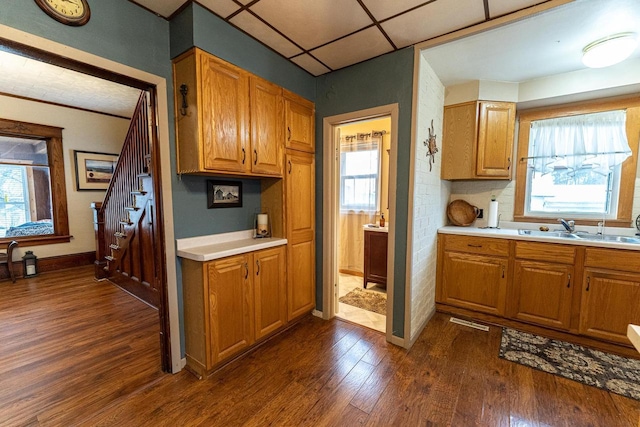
[288,239,315,319]
[441,251,508,316]
[254,246,287,340]
[200,55,250,173]
[207,254,253,364]
[510,260,573,330]
[580,268,640,345]
[441,102,477,180]
[285,151,315,319]
[364,230,387,288]
[476,101,515,178]
[250,77,283,176]
[284,91,315,153]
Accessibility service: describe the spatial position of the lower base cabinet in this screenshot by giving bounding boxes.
[437,234,640,351]
[182,246,286,377]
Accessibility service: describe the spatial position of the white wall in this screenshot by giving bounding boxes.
[0,94,129,259]
[409,54,450,340]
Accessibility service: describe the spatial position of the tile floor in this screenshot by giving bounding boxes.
[336,273,386,333]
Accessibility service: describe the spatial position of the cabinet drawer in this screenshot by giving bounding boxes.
[585,248,640,273]
[515,241,575,264]
[443,234,509,257]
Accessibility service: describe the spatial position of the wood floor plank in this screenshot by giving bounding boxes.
[3,269,639,427]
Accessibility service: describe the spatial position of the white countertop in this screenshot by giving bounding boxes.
[363,224,389,233]
[438,222,640,250]
[176,230,287,262]
[628,325,640,353]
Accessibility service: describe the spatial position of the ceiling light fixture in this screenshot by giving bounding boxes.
[582,33,638,68]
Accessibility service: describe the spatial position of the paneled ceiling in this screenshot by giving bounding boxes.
[131,0,557,76]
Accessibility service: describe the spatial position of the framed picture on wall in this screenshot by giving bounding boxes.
[207,180,243,209]
[74,150,119,191]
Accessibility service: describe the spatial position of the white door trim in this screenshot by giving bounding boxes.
[322,103,400,345]
[0,24,182,373]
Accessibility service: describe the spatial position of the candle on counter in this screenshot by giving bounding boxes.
[257,213,269,236]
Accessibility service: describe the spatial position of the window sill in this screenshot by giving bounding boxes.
[0,234,72,246]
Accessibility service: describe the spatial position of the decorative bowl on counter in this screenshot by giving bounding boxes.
[447,199,479,226]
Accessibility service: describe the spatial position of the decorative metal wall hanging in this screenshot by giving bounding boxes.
[423,120,438,171]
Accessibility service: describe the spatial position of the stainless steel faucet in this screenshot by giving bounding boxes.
[558,218,575,233]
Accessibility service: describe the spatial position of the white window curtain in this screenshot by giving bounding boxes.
[529,110,631,174]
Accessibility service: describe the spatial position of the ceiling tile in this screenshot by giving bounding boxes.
[311,27,394,70]
[235,0,254,4]
[291,55,331,76]
[249,0,373,50]
[130,0,187,18]
[197,0,241,19]
[382,0,486,48]
[230,12,302,58]
[361,0,431,20]
[487,0,547,18]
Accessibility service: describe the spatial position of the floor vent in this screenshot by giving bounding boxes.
[449,317,490,331]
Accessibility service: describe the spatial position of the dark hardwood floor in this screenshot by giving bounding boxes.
[1,266,638,426]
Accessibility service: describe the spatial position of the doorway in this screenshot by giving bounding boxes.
[322,104,399,340]
[0,34,178,372]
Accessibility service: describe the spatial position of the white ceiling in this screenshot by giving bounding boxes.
[1,0,638,118]
[131,0,561,76]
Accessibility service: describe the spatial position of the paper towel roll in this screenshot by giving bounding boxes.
[488,200,499,228]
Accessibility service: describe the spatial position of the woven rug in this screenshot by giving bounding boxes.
[339,287,386,315]
[499,327,640,401]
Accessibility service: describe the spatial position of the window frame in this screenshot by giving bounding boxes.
[0,118,71,245]
[514,96,640,227]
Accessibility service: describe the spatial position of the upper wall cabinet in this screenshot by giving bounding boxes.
[173,48,283,177]
[284,89,315,153]
[441,101,516,180]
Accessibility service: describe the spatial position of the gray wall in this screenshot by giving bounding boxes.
[315,48,415,338]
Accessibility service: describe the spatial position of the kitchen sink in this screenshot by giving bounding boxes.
[517,229,580,238]
[518,229,640,244]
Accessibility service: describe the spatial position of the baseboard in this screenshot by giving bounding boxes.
[0,251,95,281]
[339,269,363,277]
[312,309,323,319]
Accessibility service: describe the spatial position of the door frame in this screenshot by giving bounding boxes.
[322,104,399,343]
[0,24,181,372]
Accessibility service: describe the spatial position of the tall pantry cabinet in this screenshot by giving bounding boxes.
[283,90,316,320]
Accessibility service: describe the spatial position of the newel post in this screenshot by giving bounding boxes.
[91,202,108,280]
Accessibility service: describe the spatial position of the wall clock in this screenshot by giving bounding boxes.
[34,0,91,26]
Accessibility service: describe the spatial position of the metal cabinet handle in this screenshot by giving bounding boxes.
[256,260,260,275]
[507,157,511,170]
[502,265,505,279]
[253,149,258,165]
[244,263,249,279]
[468,244,482,248]
[567,274,571,288]
[288,160,292,174]
[287,126,291,141]
[242,148,246,164]
[586,276,590,291]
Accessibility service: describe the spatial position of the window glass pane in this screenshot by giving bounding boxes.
[0,136,48,165]
[0,164,53,238]
[340,148,379,211]
[527,167,613,215]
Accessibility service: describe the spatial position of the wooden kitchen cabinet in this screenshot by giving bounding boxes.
[253,246,287,340]
[363,229,387,289]
[580,248,640,345]
[250,76,283,175]
[285,150,315,320]
[181,246,287,377]
[509,242,576,330]
[284,89,315,153]
[438,235,509,316]
[173,48,283,177]
[441,101,515,180]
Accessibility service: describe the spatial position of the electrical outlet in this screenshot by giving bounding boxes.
[477,208,484,219]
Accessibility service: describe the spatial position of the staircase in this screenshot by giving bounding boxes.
[92,92,160,308]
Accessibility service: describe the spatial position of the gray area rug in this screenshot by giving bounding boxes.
[499,327,640,401]
[339,287,386,315]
